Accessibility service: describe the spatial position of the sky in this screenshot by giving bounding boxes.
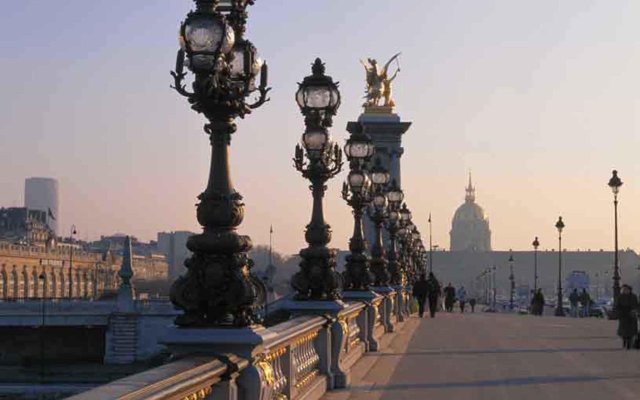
[1,0,640,255]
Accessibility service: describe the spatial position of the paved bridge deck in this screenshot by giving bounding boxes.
[326,312,640,400]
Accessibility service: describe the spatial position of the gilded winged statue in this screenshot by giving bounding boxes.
[360,52,401,107]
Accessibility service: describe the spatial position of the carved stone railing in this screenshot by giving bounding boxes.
[67,291,415,400]
[66,355,247,400]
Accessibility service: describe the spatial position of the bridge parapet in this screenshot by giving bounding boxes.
[67,292,413,400]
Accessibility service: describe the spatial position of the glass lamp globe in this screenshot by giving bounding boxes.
[344,136,375,161]
[373,193,387,210]
[387,189,404,205]
[399,204,412,222]
[608,170,623,195]
[295,59,341,115]
[229,39,262,88]
[388,211,399,222]
[370,159,391,186]
[348,170,367,193]
[302,130,329,153]
[182,13,235,72]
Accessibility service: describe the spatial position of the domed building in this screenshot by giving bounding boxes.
[450,175,492,252]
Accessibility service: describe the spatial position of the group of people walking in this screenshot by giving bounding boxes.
[412,273,476,318]
[568,288,592,317]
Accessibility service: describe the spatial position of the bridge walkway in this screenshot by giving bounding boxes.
[325,311,640,400]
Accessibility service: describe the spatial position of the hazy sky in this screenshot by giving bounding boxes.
[1,1,640,255]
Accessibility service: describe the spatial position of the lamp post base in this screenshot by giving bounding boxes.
[554,307,565,317]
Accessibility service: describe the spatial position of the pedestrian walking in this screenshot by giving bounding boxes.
[579,289,591,318]
[444,283,456,312]
[569,289,579,317]
[458,285,467,313]
[469,298,476,313]
[426,272,441,318]
[531,289,545,316]
[412,273,429,318]
[617,284,638,350]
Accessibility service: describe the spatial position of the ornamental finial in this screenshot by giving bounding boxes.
[312,58,325,76]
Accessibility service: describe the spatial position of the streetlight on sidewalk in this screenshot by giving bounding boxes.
[532,237,539,292]
[68,225,77,298]
[554,217,565,317]
[608,170,622,303]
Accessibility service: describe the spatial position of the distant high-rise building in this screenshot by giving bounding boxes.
[24,177,59,235]
[157,231,195,280]
[450,174,492,252]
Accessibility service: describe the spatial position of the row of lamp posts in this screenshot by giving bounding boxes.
[511,170,622,317]
[168,0,427,329]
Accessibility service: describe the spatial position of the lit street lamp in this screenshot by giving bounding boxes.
[341,124,375,291]
[555,216,565,317]
[367,159,391,286]
[169,0,270,327]
[385,181,405,286]
[532,236,540,291]
[608,170,623,302]
[291,59,343,300]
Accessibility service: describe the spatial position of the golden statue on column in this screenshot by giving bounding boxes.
[360,52,401,110]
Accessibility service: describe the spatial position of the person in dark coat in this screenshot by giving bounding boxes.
[426,272,441,318]
[469,298,477,313]
[617,285,638,349]
[444,283,456,312]
[412,273,429,318]
[531,289,545,316]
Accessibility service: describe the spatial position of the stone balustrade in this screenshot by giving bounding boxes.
[68,291,415,400]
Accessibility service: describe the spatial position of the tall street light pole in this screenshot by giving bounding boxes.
[341,125,375,291]
[608,170,622,303]
[428,213,433,274]
[291,59,343,300]
[367,159,392,287]
[532,237,540,291]
[168,0,271,327]
[39,272,46,382]
[554,216,565,317]
[68,225,76,298]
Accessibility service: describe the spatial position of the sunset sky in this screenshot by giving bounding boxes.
[1,1,640,255]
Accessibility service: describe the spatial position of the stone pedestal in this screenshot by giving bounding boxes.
[372,286,396,333]
[392,285,408,323]
[161,326,276,400]
[343,291,382,352]
[283,300,346,389]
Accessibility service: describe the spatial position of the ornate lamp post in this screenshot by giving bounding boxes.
[291,59,343,300]
[342,127,375,291]
[554,216,565,317]
[385,182,404,286]
[508,253,515,310]
[68,225,77,298]
[532,236,540,291]
[169,0,270,327]
[608,170,623,302]
[367,159,391,286]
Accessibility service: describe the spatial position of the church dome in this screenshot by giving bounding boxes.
[450,174,492,252]
[453,201,486,223]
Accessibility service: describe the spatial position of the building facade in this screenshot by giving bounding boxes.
[24,177,59,235]
[157,231,194,280]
